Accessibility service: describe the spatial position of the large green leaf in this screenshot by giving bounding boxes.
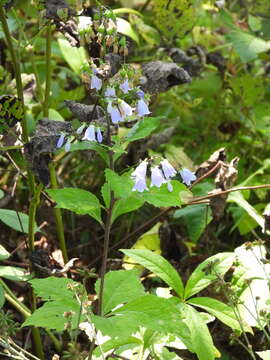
[181,304,217,360]
[121,249,184,299]
[140,181,184,207]
[113,295,192,350]
[174,204,212,243]
[0,209,38,234]
[116,17,139,44]
[47,188,102,224]
[69,142,109,165]
[0,266,30,281]
[57,38,88,74]
[227,30,270,62]
[184,252,235,299]
[111,195,144,223]
[105,169,133,199]
[23,277,83,331]
[95,269,145,315]
[187,297,251,333]
[124,117,162,143]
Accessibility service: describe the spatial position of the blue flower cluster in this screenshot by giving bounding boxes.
[131,159,197,192]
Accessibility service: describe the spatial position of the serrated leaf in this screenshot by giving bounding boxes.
[23,298,81,331]
[0,245,10,260]
[124,117,162,143]
[23,277,83,331]
[47,188,102,224]
[58,38,87,74]
[113,295,192,350]
[104,169,133,199]
[29,277,80,301]
[139,181,184,207]
[187,297,251,333]
[0,209,38,234]
[111,195,144,223]
[184,252,235,299]
[95,269,145,315]
[181,304,217,360]
[0,266,30,281]
[227,30,270,62]
[116,17,139,44]
[121,249,184,299]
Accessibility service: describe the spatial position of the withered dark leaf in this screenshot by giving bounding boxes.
[195,148,226,178]
[141,61,191,94]
[65,100,106,125]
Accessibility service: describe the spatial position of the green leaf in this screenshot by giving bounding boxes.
[113,295,192,350]
[181,304,217,360]
[112,195,144,223]
[116,17,139,44]
[153,347,184,360]
[227,191,265,230]
[68,142,109,165]
[0,209,38,234]
[29,277,79,301]
[92,313,139,338]
[101,182,110,208]
[105,169,133,199]
[187,297,250,332]
[95,269,145,315]
[227,30,270,62]
[0,245,10,261]
[47,188,102,224]
[57,38,87,74]
[124,117,162,143]
[0,266,30,281]
[256,350,270,360]
[23,277,83,331]
[184,252,235,299]
[0,189,4,199]
[113,8,143,17]
[174,204,212,243]
[48,108,65,122]
[93,336,142,357]
[121,249,184,299]
[0,284,5,308]
[140,181,184,207]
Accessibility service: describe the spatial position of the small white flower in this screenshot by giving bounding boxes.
[179,168,197,186]
[107,102,123,124]
[76,124,85,135]
[78,16,92,32]
[167,180,173,192]
[65,140,71,152]
[160,159,177,179]
[131,160,148,180]
[90,74,102,91]
[120,78,131,94]
[150,166,166,188]
[118,100,133,118]
[56,134,65,148]
[131,160,149,192]
[132,177,148,192]
[83,125,96,141]
[105,87,116,98]
[96,127,103,143]
[136,99,150,117]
